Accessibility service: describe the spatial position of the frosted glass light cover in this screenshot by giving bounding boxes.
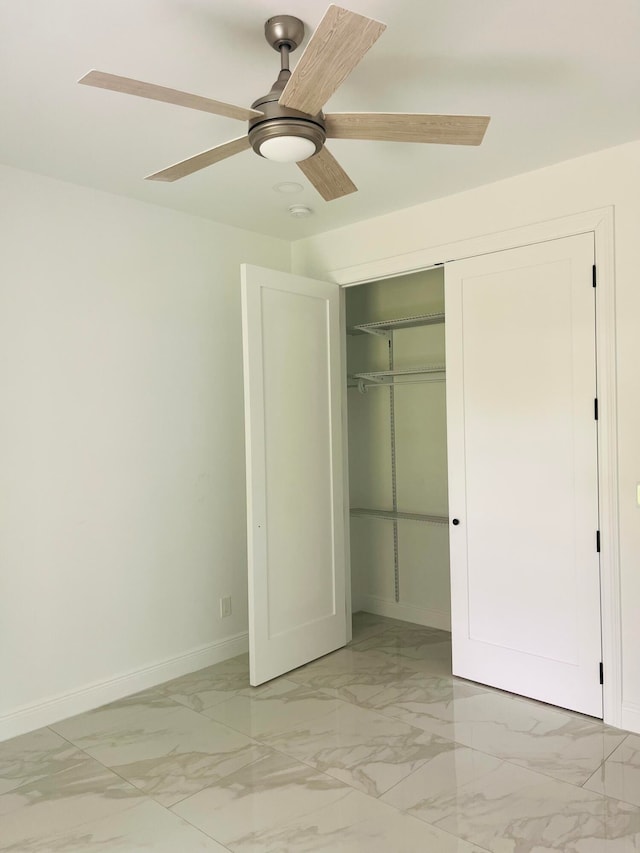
[259,136,316,163]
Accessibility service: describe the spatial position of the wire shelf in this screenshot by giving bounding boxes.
[348,312,445,336]
[352,365,445,383]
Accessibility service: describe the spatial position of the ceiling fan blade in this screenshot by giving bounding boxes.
[279,5,386,116]
[297,146,357,201]
[79,71,262,121]
[146,136,251,182]
[325,113,491,145]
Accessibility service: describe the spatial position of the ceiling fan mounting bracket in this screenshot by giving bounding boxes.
[264,15,305,53]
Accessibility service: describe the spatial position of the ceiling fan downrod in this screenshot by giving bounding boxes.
[280,44,290,73]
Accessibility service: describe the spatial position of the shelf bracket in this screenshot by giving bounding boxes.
[357,327,391,339]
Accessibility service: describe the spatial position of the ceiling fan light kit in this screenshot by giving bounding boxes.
[79,4,491,201]
[258,135,317,162]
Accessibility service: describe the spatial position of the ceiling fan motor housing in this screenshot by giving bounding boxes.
[248,74,326,160]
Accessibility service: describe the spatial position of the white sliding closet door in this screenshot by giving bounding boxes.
[241,265,347,686]
[446,233,602,717]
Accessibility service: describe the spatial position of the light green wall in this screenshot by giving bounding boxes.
[0,163,290,739]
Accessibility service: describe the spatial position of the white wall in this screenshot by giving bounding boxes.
[293,139,640,731]
[0,164,290,740]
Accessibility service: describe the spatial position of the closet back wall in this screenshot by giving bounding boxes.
[346,269,450,629]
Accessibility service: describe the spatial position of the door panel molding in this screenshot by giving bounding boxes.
[446,234,601,716]
[241,265,347,686]
[331,208,621,727]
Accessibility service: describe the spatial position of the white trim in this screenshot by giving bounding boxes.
[334,206,622,729]
[594,209,623,729]
[621,702,640,734]
[329,208,615,286]
[359,595,451,632]
[0,632,249,743]
[340,287,353,644]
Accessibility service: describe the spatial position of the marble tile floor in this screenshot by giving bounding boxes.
[2,612,640,851]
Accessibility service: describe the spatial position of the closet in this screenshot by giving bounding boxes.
[242,231,604,716]
[345,267,451,631]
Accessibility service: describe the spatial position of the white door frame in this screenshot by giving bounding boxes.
[332,207,621,728]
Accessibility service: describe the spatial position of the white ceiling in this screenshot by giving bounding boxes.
[1,0,639,239]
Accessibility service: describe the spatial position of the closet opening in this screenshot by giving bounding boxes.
[345,266,452,653]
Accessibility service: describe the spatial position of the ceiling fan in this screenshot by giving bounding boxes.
[79,4,490,201]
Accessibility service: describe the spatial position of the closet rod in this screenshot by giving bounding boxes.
[350,508,449,525]
[349,375,446,393]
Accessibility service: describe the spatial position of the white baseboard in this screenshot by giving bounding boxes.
[359,595,451,632]
[620,701,640,736]
[0,632,249,743]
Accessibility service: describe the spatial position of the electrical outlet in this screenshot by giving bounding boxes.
[220,596,232,619]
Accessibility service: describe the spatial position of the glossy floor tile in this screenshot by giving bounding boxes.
[351,622,455,678]
[262,699,457,797]
[350,622,451,660]
[203,678,344,739]
[286,644,425,698]
[1,613,637,852]
[350,611,410,643]
[0,753,145,850]
[51,700,270,806]
[157,653,252,713]
[9,800,229,852]
[380,686,626,786]
[173,750,489,852]
[384,752,640,851]
[0,728,87,797]
[585,733,640,807]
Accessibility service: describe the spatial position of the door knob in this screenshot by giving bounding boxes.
[452,518,460,526]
